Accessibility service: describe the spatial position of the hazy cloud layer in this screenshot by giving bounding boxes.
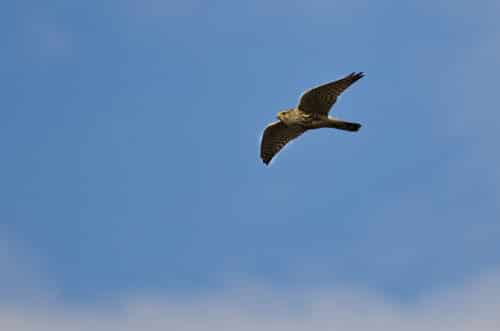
[1,237,498,331]
[1,271,499,331]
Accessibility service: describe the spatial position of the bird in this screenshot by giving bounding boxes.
[260,72,365,165]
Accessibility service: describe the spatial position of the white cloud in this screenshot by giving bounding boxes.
[0,262,500,331]
[2,236,500,330]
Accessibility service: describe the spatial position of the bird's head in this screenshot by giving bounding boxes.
[276,110,289,121]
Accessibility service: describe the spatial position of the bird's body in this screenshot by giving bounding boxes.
[277,109,360,131]
[260,72,364,165]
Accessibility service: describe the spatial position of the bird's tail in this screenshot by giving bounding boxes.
[327,119,362,132]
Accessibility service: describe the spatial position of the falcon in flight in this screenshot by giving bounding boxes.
[260,72,365,165]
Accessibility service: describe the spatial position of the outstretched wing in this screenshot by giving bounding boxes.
[260,121,305,165]
[298,72,364,115]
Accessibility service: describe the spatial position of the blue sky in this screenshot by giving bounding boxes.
[1,0,500,329]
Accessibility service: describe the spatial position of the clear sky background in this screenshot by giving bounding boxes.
[1,0,500,329]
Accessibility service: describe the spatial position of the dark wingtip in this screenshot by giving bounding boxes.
[353,72,365,80]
